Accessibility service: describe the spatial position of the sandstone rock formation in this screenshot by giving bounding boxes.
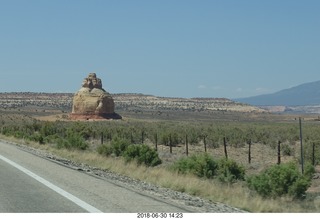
[70,73,121,120]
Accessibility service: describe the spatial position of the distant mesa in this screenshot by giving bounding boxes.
[69,73,122,120]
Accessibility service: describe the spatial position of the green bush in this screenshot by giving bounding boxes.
[124,144,162,167]
[14,130,25,139]
[304,162,316,179]
[159,132,180,146]
[206,135,220,148]
[123,144,140,160]
[282,144,294,156]
[217,158,245,183]
[303,141,320,166]
[247,162,312,199]
[97,144,113,156]
[40,122,57,137]
[110,138,130,157]
[97,138,130,157]
[56,132,88,150]
[170,153,218,178]
[170,154,245,182]
[28,133,45,144]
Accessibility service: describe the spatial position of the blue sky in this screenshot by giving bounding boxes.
[0,0,319,98]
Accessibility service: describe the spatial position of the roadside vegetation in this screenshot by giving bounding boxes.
[1,112,320,212]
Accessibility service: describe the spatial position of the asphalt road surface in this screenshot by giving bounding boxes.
[0,141,192,213]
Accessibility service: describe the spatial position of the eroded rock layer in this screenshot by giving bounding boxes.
[70,73,121,120]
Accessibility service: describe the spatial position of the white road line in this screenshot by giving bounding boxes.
[0,154,103,213]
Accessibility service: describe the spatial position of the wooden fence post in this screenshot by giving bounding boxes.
[248,139,251,164]
[186,134,189,156]
[169,134,172,154]
[223,137,228,160]
[101,132,104,145]
[277,141,281,165]
[312,142,315,166]
[155,133,158,151]
[299,117,304,174]
[204,136,207,153]
[141,130,144,144]
[131,132,134,144]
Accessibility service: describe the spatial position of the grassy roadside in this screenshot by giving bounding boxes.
[1,134,319,213]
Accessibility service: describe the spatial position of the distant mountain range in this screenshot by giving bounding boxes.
[234,80,320,106]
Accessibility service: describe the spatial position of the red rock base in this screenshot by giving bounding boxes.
[69,113,122,120]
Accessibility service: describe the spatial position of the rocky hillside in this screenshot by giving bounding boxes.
[0,92,264,114]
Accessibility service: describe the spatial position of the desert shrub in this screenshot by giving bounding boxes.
[206,135,220,148]
[97,137,130,157]
[268,139,278,150]
[38,135,45,144]
[66,122,94,140]
[159,132,180,146]
[170,153,218,178]
[123,144,140,160]
[304,162,316,179]
[1,127,9,135]
[43,133,60,144]
[217,158,245,183]
[97,143,113,156]
[13,130,25,139]
[158,132,169,146]
[227,127,246,147]
[247,162,312,199]
[303,141,320,166]
[282,143,294,156]
[123,144,162,167]
[56,132,88,150]
[110,137,130,156]
[186,129,200,145]
[27,133,45,144]
[40,122,57,137]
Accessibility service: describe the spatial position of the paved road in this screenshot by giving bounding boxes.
[0,141,192,213]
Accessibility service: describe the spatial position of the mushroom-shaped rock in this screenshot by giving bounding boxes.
[70,73,121,120]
